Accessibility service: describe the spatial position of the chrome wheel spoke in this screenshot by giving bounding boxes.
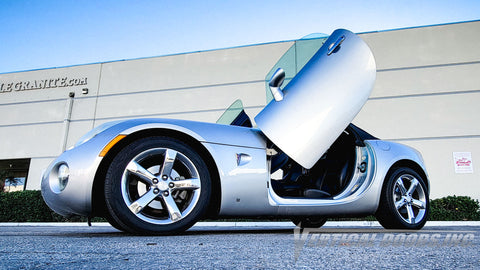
[395,198,407,210]
[173,178,200,190]
[162,194,182,221]
[159,149,177,179]
[127,161,156,185]
[128,189,158,214]
[406,204,415,223]
[407,178,419,195]
[395,178,408,195]
[412,198,426,209]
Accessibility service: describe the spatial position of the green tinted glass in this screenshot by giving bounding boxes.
[265,36,328,102]
[216,99,245,125]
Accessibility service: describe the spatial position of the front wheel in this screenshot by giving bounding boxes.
[104,136,211,235]
[376,167,429,230]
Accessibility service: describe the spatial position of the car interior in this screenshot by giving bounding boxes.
[268,129,356,199]
[218,100,376,200]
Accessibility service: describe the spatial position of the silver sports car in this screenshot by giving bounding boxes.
[41,29,430,234]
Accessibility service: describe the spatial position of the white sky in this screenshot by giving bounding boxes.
[1,0,479,73]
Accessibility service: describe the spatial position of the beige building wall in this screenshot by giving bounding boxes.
[0,20,479,200]
[356,20,480,199]
[0,41,293,190]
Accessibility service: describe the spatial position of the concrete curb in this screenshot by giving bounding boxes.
[1,221,479,227]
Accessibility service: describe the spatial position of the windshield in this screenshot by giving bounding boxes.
[216,99,253,127]
[216,99,245,125]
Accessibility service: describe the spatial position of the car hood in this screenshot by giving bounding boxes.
[255,29,376,169]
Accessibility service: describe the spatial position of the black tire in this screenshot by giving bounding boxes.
[376,167,429,230]
[104,136,211,235]
[103,209,129,232]
[292,217,328,228]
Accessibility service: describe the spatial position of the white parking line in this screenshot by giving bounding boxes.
[0,221,479,227]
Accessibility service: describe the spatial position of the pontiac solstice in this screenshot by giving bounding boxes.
[41,29,429,234]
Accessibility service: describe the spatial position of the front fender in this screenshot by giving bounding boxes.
[41,118,267,217]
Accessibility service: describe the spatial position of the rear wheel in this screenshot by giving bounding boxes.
[376,167,429,230]
[104,136,211,235]
[292,217,328,228]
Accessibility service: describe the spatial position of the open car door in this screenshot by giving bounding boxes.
[255,29,376,169]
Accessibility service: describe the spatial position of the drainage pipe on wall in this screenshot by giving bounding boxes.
[61,92,75,152]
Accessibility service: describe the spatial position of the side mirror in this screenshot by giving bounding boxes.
[268,68,285,101]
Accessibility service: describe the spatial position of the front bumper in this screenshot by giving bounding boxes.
[41,139,109,217]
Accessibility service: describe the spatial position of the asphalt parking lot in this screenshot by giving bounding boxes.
[0,222,479,269]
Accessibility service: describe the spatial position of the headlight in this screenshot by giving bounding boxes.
[50,163,69,193]
[74,120,123,148]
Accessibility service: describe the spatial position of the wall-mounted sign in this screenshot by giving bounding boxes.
[453,152,473,174]
[0,77,88,93]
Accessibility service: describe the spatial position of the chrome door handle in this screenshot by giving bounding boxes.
[327,35,345,55]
